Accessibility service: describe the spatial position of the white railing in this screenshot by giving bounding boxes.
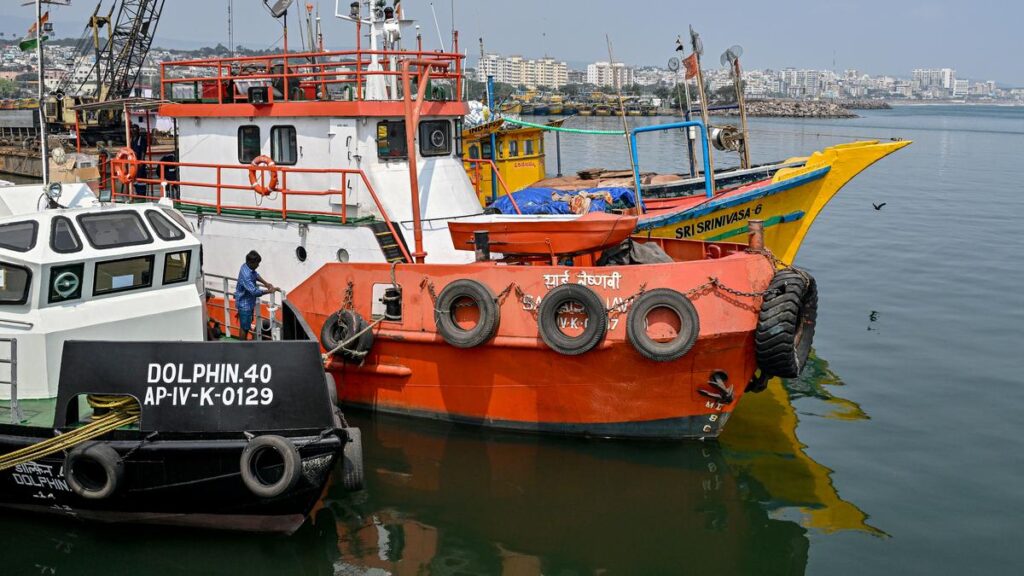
[203,273,286,341]
[0,338,22,424]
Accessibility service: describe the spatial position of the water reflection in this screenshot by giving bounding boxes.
[0,353,871,576]
[322,351,875,575]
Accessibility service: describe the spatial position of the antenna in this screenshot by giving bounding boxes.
[228,0,235,56]
[429,2,446,51]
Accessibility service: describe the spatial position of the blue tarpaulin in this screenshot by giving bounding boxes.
[489,187,636,215]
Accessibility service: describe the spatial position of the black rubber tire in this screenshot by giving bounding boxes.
[755,269,818,378]
[626,289,700,362]
[320,309,374,362]
[434,279,500,348]
[65,442,123,500]
[324,371,338,406]
[341,427,364,491]
[537,284,608,356]
[239,435,302,499]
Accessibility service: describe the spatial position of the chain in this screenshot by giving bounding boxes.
[419,277,438,304]
[608,282,648,313]
[495,282,517,306]
[342,281,354,311]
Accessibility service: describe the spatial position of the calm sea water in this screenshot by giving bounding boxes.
[1,105,1022,575]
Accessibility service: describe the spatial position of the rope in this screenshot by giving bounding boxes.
[502,117,625,136]
[0,396,140,471]
[322,318,383,365]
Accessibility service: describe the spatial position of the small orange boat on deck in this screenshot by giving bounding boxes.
[448,212,638,258]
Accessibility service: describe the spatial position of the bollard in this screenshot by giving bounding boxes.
[474,230,491,262]
[748,219,764,251]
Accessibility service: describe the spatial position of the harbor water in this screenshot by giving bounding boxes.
[1,105,1021,575]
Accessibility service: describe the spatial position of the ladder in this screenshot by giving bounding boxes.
[369,221,410,264]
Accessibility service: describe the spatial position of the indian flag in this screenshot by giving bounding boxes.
[19,12,48,52]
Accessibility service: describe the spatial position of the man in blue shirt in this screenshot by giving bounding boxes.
[234,250,278,340]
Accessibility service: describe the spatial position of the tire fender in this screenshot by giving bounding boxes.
[754,269,818,378]
[537,283,608,355]
[65,442,124,500]
[341,427,364,492]
[626,288,700,362]
[320,309,374,362]
[434,279,500,348]
[239,435,302,499]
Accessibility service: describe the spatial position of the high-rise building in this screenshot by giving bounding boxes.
[586,61,634,88]
[475,53,568,89]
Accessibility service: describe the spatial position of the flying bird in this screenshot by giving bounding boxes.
[872,202,887,210]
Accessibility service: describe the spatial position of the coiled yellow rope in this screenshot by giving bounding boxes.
[0,396,140,471]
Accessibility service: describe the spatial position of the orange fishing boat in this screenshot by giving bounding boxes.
[96,3,819,439]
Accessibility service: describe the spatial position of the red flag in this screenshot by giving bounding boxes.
[683,53,699,80]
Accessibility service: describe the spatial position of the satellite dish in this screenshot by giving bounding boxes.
[667,57,680,72]
[720,45,744,67]
[267,0,295,18]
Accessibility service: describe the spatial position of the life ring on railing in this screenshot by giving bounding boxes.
[626,288,700,362]
[65,442,124,500]
[434,279,500,348]
[111,147,137,185]
[239,435,302,498]
[248,155,279,196]
[537,284,607,355]
[754,269,818,378]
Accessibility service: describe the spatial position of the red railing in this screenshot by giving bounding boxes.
[160,48,464,105]
[110,157,412,263]
[463,158,522,215]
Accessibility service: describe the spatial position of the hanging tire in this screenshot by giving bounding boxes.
[65,442,124,500]
[341,427,364,491]
[239,435,302,499]
[537,284,608,355]
[755,269,818,378]
[320,309,374,362]
[626,289,700,362]
[434,279,500,348]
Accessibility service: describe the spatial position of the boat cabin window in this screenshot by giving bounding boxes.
[163,250,191,285]
[468,144,480,159]
[238,125,261,163]
[50,216,82,253]
[159,207,193,232]
[376,120,408,160]
[48,263,84,304]
[0,262,31,305]
[481,141,493,160]
[509,140,519,158]
[77,212,152,249]
[454,119,464,157]
[497,141,505,159]
[419,120,451,157]
[93,255,154,295]
[145,210,185,241]
[0,221,38,252]
[525,139,535,156]
[271,125,298,165]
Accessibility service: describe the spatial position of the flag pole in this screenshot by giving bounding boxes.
[36,0,49,183]
[689,26,714,192]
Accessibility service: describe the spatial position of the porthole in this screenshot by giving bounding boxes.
[336,249,349,263]
[296,246,307,262]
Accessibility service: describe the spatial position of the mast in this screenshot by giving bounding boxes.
[36,0,49,183]
[732,56,751,169]
[689,25,714,192]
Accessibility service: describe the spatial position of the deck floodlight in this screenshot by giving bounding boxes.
[350,1,359,18]
[46,182,62,201]
[268,0,296,18]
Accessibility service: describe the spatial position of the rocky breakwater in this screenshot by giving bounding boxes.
[718,99,858,118]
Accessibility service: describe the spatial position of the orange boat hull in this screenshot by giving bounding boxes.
[288,241,775,439]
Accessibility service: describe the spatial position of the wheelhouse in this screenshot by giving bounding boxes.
[0,200,204,400]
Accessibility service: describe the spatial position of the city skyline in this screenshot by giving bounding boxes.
[1,0,1021,86]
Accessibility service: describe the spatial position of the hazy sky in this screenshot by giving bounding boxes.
[5,0,1023,84]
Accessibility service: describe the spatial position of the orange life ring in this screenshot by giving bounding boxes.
[111,147,137,185]
[248,155,279,196]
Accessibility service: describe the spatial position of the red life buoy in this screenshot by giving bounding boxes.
[111,147,138,185]
[248,155,279,196]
